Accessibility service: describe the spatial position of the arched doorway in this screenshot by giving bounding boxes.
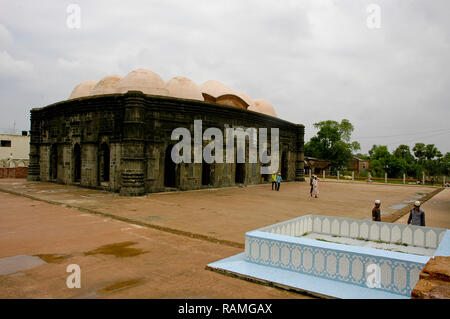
[281,151,288,179]
[100,143,110,183]
[234,148,245,184]
[73,143,81,183]
[164,145,177,188]
[50,144,58,180]
[202,160,211,186]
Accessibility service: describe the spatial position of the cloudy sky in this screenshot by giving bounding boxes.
[0,0,449,154]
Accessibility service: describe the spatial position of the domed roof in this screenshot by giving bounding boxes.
[90,75,122,96]
[252,99,277,117]
[69,80,97,99]
[200,80,234,98]
[116,68,168,96]
[166,76,203,101]
[235,92,254,109]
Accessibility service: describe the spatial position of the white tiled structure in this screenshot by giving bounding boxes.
[209,215,449,298]
[260,215,446,249]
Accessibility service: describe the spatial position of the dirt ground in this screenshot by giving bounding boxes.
[395,187,450,227]
[0,191,306,299]
[0,178,447,298]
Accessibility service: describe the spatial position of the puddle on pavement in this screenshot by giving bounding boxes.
[81,194,108,198]
[0,255,47,275]
[143,216,161,221]
[99,278,143,293]
[34,254,71,264]
[84,241,147,258]
[388,204,407,210]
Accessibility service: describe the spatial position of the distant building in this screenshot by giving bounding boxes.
[304,156,331,175]
[0,133,30,168]
[348,156,369,173]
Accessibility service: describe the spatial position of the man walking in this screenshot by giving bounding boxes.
[271,173,277,190]
[407,201,426,226]
[276,173,282,191]
[309,175,314,197]
[372,200,381,222]
[312,176,319,198]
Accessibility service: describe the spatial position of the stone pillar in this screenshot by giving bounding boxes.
[81,143,98,187]
[120,91,146,196]
[295,124,305,181]
[27,109,41,181]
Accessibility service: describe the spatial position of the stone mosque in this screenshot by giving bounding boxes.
[28,69,305,195]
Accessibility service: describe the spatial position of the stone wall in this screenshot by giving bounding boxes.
[28,91,305,195]
[0,167,28,178]
[411,256,450,299]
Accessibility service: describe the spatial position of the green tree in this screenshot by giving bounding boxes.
[304,119,360,172]
[412,143,426,163]
[413,143,444,176]
[368,144,410,178]
[393,144,415,163]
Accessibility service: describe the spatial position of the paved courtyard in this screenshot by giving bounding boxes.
[0,178,447,298]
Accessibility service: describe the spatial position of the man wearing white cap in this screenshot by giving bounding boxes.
[372,200,381,222]
[407,201,426,226]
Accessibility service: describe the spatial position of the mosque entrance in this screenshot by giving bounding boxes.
[202,160,211,186]
[73,143,81,183]
[235,163,245,184]
[164,145,177,188]
[281,151,288,179]
[234,148,246,184]
[50,144,58,180]
[100,143,110,183]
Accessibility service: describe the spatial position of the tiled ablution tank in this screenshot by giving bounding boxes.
[209,214,449,298]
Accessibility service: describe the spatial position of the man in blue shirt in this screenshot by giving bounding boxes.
[407,201,426,226]
[276,173,283,191]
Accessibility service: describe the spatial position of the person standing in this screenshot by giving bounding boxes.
[312,176,319,198]
[407,201,426,226]
[276,173,283,191]
[309,175,314,197]
[271,173,277,190]
[372,200,381,222]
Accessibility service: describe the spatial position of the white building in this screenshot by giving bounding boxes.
[0,133,30,167]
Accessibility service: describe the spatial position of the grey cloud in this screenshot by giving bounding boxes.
[0,0,448,153]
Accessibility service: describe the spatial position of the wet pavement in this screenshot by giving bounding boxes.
[0,179,440,246]
[0,178,445,298]
[395,188,450,228]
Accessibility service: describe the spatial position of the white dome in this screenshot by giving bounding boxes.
[166,76,203,101]
[235,92,254,109]
[116,68,168,96]
[252,99,277,117]
[90,75,122,96]
[69,80,97,99]
[200,80,234,98]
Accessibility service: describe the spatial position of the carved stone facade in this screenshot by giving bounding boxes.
[28,91,304,196]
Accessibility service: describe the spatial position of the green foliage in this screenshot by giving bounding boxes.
[367,143,447,178]
[305,119,360,172]
[305,119,448,179]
